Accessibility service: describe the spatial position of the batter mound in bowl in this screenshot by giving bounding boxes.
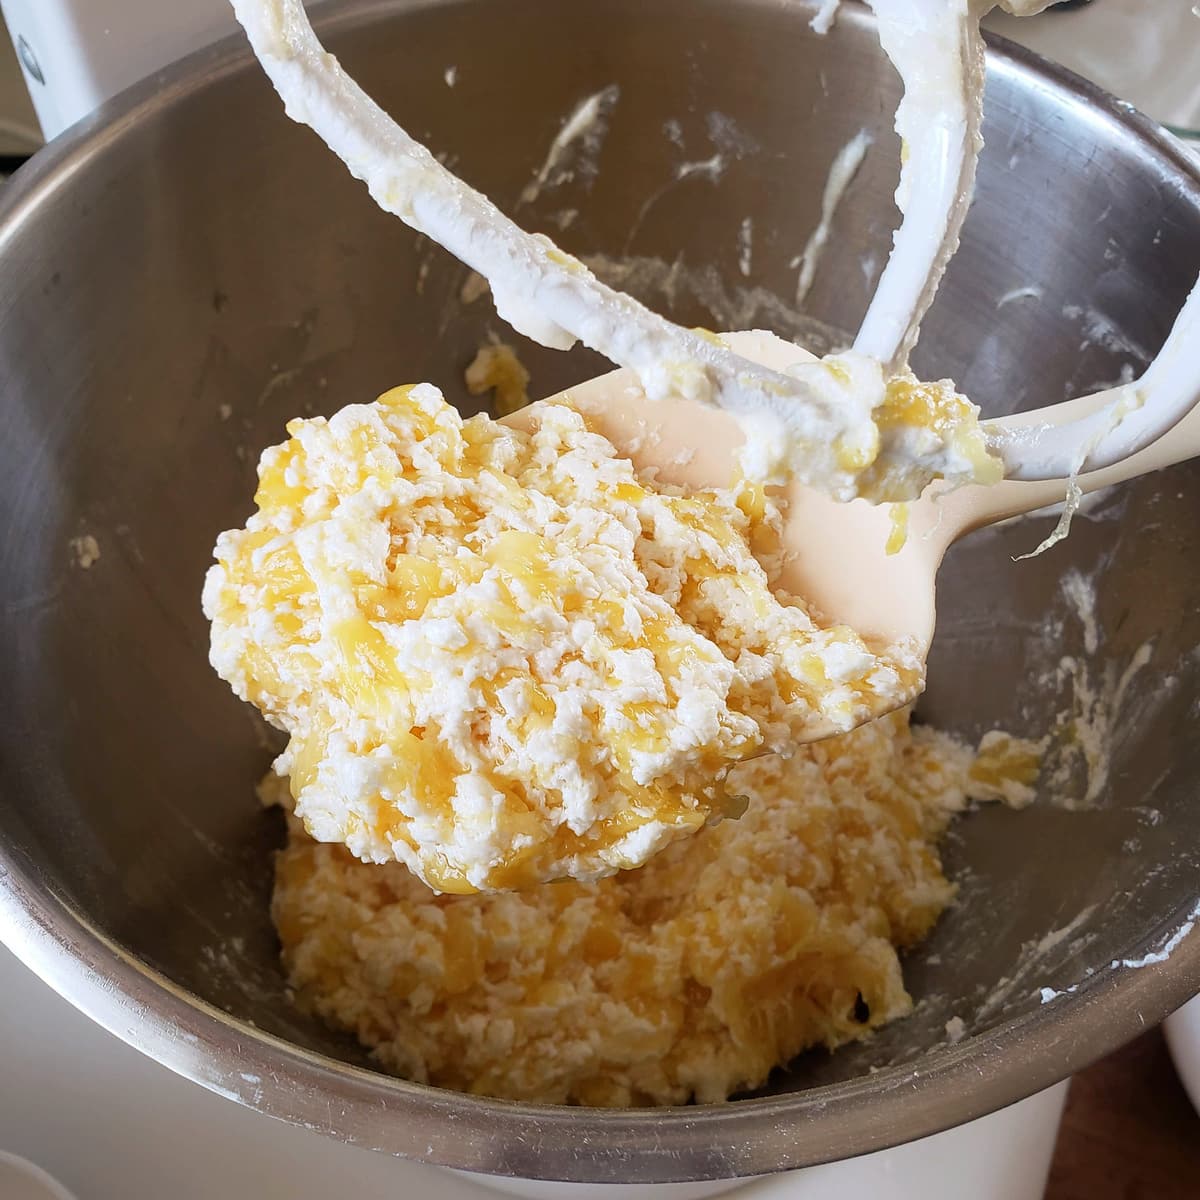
[270,711,1032,1105]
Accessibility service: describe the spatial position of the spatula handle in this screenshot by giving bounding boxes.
[944,378,1200,542]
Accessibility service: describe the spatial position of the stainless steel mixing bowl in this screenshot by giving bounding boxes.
[0,0,1197,1184]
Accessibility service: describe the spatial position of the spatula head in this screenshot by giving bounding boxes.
[505,330,942,653]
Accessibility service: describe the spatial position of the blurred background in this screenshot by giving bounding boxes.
[1,1,1198,161]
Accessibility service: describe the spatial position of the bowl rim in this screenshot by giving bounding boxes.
[1,0,1198,1183]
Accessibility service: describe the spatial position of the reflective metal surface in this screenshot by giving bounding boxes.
[0,0,1198,1184]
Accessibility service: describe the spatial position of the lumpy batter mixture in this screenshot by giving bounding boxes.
[205,385,920,894]
[270,710,1032,1105]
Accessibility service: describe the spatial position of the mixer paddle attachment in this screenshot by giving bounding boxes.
[229,0,1200,494]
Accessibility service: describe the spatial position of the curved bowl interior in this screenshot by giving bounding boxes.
[0,0,1198,1183]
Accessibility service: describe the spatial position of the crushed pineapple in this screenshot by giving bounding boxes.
[204,384,922,893]
[860,374,1005,505]
[465,341,531,417]
[967,730,1046,809]
[270,708,1016,1106]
